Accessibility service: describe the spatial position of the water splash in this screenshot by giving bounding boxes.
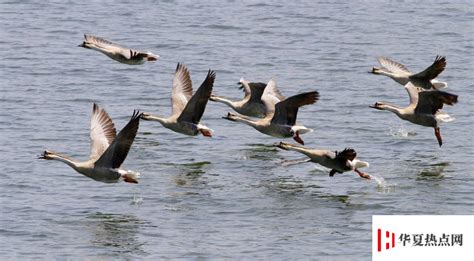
[389,125,417,138]
[130,196,143,205]
[368,174,396,193]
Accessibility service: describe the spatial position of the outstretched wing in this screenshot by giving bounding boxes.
[178,70,216,124]
[263,78,285,100]
[238,78,251,98]
[377,56,411,75]
[334,148,357,169]
[248,82,267,103]
[411,55,446,81]
[335,148,357,161]
[171,63,193,116]
[271,91,319,125]
[95,110,141,168]
[83,34,140,59]
[415,90,458,115]
[89,103,116,161]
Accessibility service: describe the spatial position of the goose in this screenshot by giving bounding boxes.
[79,34,159,65]
[141,63,216,137]
[223,91,318,145]
[209,78,284,117]
[370,82,458,146]
[39,104,142,184]
[371,56,447,89]
[277,142,371,179]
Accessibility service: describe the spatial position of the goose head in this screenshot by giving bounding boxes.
[223,112,238,121]
[78,42,91,49]
[140,112,153,121]
[39,150,62,160]
[369,102,387,110]
[370,67,381,74]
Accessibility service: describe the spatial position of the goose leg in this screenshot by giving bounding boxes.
[293,131,304,145]
[200,129,213,137]
[355,169,371,180]
[123,176,139,184]
[434,127,442,147]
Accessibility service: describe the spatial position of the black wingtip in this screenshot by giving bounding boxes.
[92,103,99,113]
[207,69,216,80]
[131,110,142,121]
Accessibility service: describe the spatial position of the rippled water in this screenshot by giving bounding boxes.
[1,0,473,259]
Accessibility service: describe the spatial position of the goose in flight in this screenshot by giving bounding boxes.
[371,56,447,89]
[210,78,285,118]
[223,91,318,145]
[79,34,159,65]
[370,82,458,146]
[141,63,216,137]
[277,142,371,179]
[40,104,142,184]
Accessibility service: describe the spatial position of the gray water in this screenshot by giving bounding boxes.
[1,0,473,259]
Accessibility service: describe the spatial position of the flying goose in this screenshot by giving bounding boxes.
[277,142,371,179]
[371,56,447,89]
[141,63,216,137]
[370,82,458,146]
[223,91,318,145]
[79,34,159,65]
[40,104,142,184]
[210,78,284,117]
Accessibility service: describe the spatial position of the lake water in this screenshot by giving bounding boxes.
[1,0,473,259]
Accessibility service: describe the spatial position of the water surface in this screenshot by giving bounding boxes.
[1,0,473,259]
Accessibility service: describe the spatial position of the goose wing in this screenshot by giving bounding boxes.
[178,69,216,124]
[404,82,421,107]
[83,34,142,59]
[248,82,267,103]
[410,56,446,84]
[263,78,285,101]
[415,89,458,115]
[271,91,319,125]
[238,78,251,98]
[334,148,356,168]
[377,57,411,76]
[89,103,116,161]
[171,63,193,116]
[95,110,141,168]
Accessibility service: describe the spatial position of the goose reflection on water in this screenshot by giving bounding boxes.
[85,212,147,256]
[165,161,211,188]
[416,161,449,180]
